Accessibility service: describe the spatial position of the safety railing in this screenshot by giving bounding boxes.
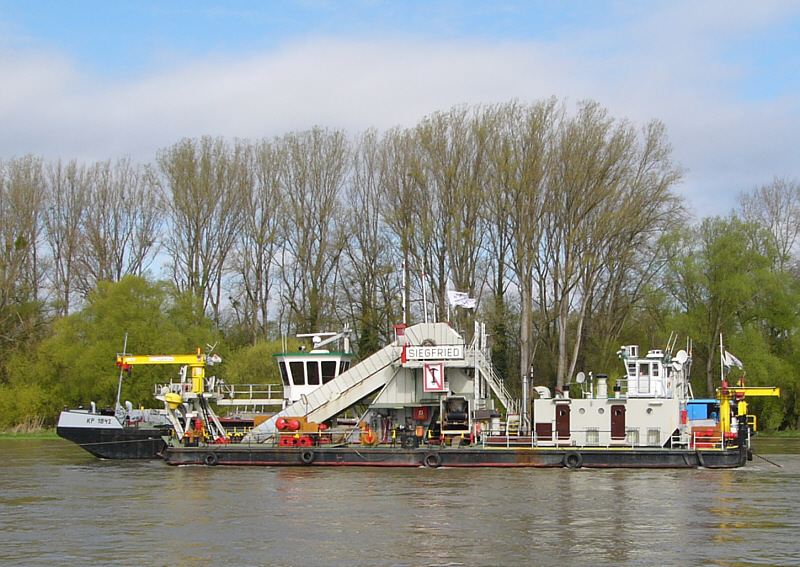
[471,347,519,416]
[691,430,724,450]
[481,426,672,450]
[218,383,283,403]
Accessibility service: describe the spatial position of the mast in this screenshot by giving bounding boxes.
[115,333,128,411]
[422,269,428,324]
[402,261,407,325]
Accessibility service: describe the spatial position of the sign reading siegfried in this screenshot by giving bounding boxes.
[406,345,464,360]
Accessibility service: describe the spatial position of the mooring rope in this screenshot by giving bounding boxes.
[752,452,783,468]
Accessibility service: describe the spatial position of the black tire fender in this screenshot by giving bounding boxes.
[300,449,315,465]
[401,435,417,449]
[423,452,441,468]
[204,452,219,466]
[563,451,582,469]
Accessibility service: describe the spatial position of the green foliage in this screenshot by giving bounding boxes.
[3,275,219,425]
[666,216,779,395]
[224,338,300,386]
[3,110,800,433]
[0,383,50,430]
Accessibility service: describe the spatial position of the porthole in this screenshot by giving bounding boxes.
[598,408,605,414]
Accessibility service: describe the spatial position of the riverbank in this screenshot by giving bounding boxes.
[756,430,800,438]
[0,429,60,440]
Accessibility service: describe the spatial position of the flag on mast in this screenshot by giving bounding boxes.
[723,350,744,370]
[447,290,476,309]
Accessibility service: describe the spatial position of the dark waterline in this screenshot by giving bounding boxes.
[1,437,799,567]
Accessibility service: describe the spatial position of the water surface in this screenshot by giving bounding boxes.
[1,437,798,566]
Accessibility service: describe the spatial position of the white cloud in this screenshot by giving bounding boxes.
[1,3,799,218]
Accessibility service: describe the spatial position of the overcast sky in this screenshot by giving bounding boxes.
[1,1,799,217]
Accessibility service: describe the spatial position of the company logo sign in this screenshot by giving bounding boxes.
[405,345,464,360]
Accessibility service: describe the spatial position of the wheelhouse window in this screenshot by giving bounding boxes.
[307,361,320,385]
[290,361,305,386]
[279,361,290,386]
[322,361,337,384]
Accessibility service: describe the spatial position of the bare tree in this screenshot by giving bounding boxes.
[410,105,489,327]
[378,126,425,323]
[76,157,162,296]
[580,120,686,368]
[544,102,684,388]
[493,99,562,384]
[278,127,350,333]
[44,160,90,316]
[738,176,800,272]
[228,139,283,343]
[157,136,248,325]
[0,156,47,351]
[338,129,401,354]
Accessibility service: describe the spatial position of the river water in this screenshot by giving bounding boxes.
[1,438,799,567]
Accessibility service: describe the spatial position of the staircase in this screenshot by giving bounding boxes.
[243,342,401,441]
[472,346,519,416]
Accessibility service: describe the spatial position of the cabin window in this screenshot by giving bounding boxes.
[290,361,305,386]
[322,361,337,384]
[627,362,636,377]
[340,360,350,374]
[307,361,320,385]
[652,364,659,377]
[637,362,651,394]
[279,361,290,386]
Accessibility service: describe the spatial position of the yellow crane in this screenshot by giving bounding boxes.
[116,348,226,441]
[116,348,220,396]
[717,385,781,434]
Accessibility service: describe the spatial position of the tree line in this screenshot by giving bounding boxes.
[1,98,798,430]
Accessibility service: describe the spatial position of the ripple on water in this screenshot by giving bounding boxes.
[3,439,800,566]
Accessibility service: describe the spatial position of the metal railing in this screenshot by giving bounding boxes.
[481,426,679,450]
[471,346,519,416]
[218,383,283,401]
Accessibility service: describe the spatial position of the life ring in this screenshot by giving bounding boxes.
[204,452,219,466]
[423,452,441,468]
[563,451,582,469]
[300,449,315,465]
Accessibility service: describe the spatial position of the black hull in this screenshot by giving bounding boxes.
[57,426,167,459]
[163,444,746,469]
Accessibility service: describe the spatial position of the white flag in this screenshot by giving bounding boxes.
[447,290,476,309]
[723,350,744,370]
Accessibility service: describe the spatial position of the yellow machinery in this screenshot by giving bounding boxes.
[117,349,216,395]
[717,385,781,434]
[116,348,226,442]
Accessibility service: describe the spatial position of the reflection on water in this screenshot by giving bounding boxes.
[1,438,800,566]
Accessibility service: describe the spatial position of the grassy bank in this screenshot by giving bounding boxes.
[757,429,800,438]
[0,429,59,440]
